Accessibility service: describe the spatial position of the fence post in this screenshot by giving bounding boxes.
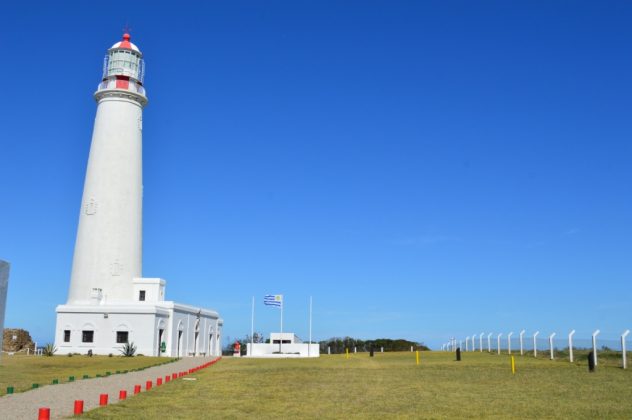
[497,333,502,355]
[622,330,630,369]
[473,334,478,351]
[507,332,514,354]
[592,330,600,366]
[568,330,576,363]
[533,331,540,357]
[459,340,462,351]
[480,333,484,352]
[465,337,469,352]
[549,333,556,360]
[519,330,525,355]
[487,333,493,352]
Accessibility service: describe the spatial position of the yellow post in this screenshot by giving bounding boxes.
[511,356,516,374]
[346,348,349,359]
[416,350,420,365]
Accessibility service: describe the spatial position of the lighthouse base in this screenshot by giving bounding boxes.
[54,301,222,357]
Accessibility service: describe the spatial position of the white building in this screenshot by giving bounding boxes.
[55,34,222,357]
[247,332,319,358]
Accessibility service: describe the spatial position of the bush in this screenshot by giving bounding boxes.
[119,342,137,357]
[42,343,57,356]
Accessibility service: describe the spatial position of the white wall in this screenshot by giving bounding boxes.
[247,343,320,358]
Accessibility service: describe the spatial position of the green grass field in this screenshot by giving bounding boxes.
[0,354,176,395]
[82,351,631,419]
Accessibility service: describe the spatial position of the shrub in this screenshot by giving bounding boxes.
[42,343,57,356]
[119,342,137,357]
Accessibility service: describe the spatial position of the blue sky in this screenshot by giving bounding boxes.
[0,1,630,349]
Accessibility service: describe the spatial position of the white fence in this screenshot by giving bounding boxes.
[442,329,630,369]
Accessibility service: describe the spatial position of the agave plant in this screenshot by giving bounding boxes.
[119,342,137,357]
[42,343,57,356]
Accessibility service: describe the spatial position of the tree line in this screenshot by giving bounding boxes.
[319,337,429,353]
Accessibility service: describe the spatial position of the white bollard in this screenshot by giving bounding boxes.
[533,331,540,357]
[410,345,413,352]
[568,330,576,363]
[622,330,630,369]
[549,333,556,360]
[354,347,357,354]
[519,330,526,356]
[497,333,502,355]
[381,347,384,353]
[592,330,600,366]
[507,332,514,354]
[487,333,493,352]
[328,346,331,355]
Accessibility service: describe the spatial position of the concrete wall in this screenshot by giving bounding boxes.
[0,260,9,359]
[247,343,320,358]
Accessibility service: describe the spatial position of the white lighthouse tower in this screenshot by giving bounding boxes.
[55,34,222,357]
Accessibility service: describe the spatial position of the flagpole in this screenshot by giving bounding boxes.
[308,296,312,357]
[280,296,283,353]
[250,296,254,356]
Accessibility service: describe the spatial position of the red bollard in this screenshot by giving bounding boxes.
[134,384,141,394]
[157,377,163,386]
[172,373,177,380]
[145,380,152,391]
[74,400,84,415]
[38,407,51,420]
[165,376,170,383]
[119,390,127,400]
[99,394,108,406]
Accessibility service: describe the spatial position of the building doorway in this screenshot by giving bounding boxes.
[177,330,183,357]
[157,329,164,356]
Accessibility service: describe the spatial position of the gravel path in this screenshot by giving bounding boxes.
[0,357,220,419]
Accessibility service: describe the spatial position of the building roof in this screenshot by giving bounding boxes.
[110,33,140,53]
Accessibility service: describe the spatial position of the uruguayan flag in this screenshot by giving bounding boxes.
[264,294,283,307]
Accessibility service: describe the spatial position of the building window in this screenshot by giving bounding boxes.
[139,290,146,301]
[82,330,94,343]
[116,331,129,343]
[63,330,71,342]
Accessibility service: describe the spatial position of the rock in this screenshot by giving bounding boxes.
[2,328,35,352]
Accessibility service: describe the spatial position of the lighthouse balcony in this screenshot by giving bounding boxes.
[98,79,146,96]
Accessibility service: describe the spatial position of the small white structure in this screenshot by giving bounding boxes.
[0,260,9,360]
[55,34,222,357]
[247,333,319,358]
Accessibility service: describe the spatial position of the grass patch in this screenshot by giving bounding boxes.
[0,355,176,395]
[83,352,631,419]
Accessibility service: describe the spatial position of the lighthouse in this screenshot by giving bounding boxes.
[55,34,222,357]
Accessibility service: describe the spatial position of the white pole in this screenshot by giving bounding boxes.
[519,330,525,356]
[250,296,255,356]
[279,296,284,353]
[622,330,630,369]
[472,334,477,351]
[480,333,484,352]
[487,333,493,352]
[328,346,331,355]
[568,330,576,363]
[497,333,502,355]
[533,331,540,358]
[459,340,462,350]
[507,332,514,354]
[308,296,313,357]
[465,337,469,352]
[592,329,600,366]
[549,333,556,360]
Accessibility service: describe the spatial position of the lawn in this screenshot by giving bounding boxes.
[0,354,176,395]
[83,351,631,419]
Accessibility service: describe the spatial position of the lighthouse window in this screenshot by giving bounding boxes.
[63,330,71,342]
[82,330,94,343]
[139,290,146,301]
[116,331,129,343]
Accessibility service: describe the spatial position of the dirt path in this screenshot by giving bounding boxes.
[0,357,220,419]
